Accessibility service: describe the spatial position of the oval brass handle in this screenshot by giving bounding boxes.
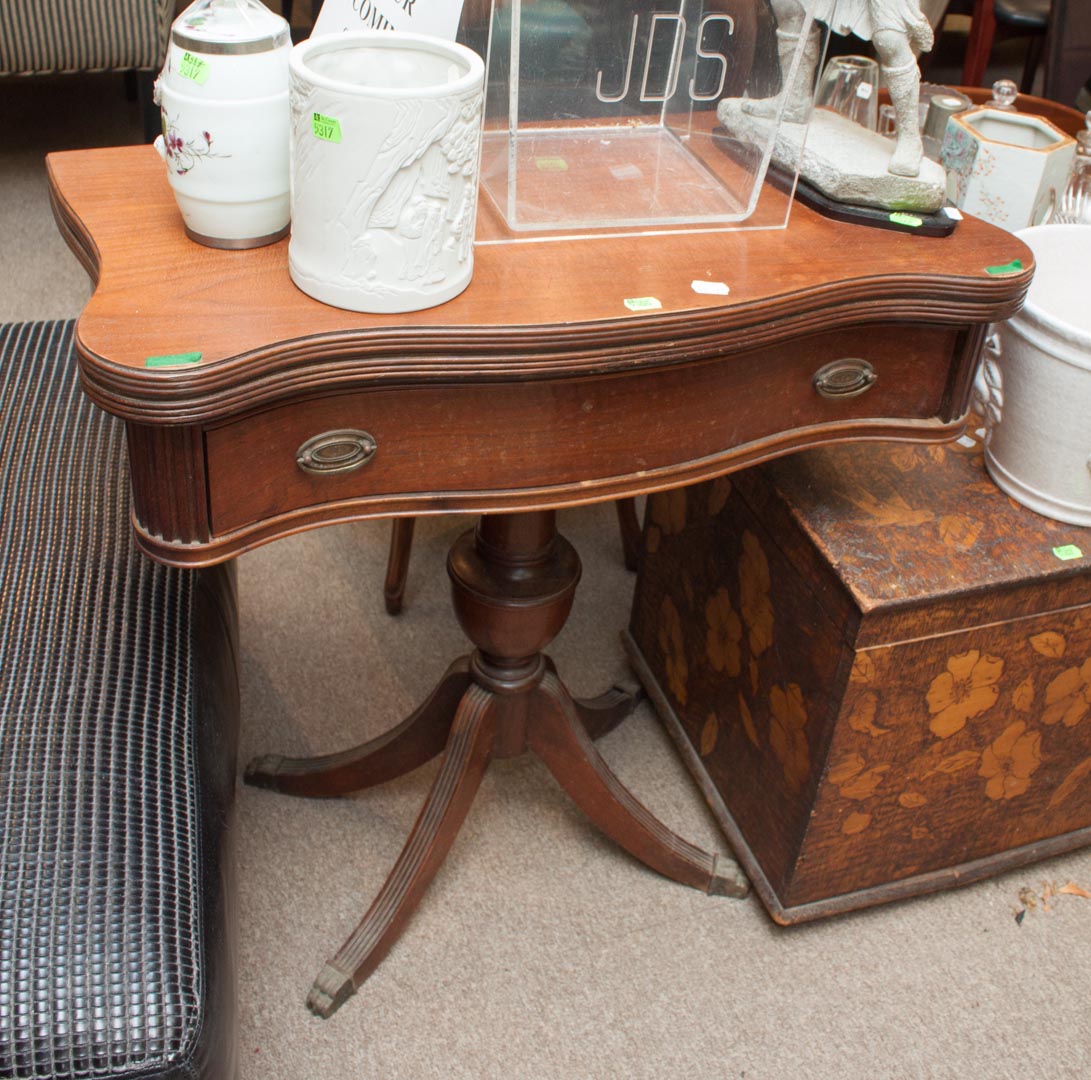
[813,358,877,399]
[296,430,377,475]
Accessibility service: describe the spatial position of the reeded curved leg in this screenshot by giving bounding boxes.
[306,683,498,1018]
[244,658,472,797]
[529,669,747,897]
[571,680,643,739]
[542,657,641,741]
[384,517,416,615]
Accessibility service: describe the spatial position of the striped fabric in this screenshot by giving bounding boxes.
[0,322,207,1079]
[0,0,174,76]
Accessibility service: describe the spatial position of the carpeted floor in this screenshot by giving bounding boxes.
[3,38,1089,1080]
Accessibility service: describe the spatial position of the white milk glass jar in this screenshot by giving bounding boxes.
[154,0,292,248]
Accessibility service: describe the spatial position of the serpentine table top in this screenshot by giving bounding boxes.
[47,144,1031,565]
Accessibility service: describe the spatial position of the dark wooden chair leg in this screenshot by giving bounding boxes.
[306,683,498,1018]
[962,0,1049,92]
[529,669,747,897]
[244,657,472,796]
[1020,31,1046,93]
[384,517,416,615]
[962,0,998,87]
[615,496,642,572]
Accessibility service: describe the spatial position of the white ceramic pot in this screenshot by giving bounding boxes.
[942,107,1076,231]
[981,224,1091,525]
[288,31,485,314]
[154,0,291,248]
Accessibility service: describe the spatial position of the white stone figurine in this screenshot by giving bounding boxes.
[749,0,934,176]
[722,0,946,212]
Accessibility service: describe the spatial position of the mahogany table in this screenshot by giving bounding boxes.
[48,144,1032,1017]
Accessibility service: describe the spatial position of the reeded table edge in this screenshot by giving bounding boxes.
[67,287,1031,425]
[46,150,1034,426]
[49,181,100,291]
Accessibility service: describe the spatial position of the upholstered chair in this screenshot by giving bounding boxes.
[0,0,176,137]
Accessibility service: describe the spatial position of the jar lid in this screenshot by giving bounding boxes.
[1078,110,1091,152]
[171,0,290,56]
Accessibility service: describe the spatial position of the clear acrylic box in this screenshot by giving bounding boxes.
[456,0,826,241]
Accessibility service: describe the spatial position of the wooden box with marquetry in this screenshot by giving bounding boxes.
[625,425,1091,923]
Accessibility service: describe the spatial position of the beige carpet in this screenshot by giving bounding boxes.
[3,65,1090,1080]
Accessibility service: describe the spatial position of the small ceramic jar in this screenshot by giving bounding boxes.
[941,107,1076,232]
[154,0,291,248]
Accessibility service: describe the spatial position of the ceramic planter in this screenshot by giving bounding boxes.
[981,225,1091,525]
[287,31,485,314]
[154,0,291,248]
[942,107,1075,231]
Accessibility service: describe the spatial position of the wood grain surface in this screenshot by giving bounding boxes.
[48,143,1032,563]
[47,144,1032,423]
[628,422,1091,921]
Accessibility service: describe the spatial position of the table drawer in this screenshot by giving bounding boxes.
[204,323,965,537]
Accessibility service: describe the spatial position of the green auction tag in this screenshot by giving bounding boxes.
[145,352,203,368]
[1053,544,1084,561]
[179,51,211,85]
[889,212,923,228]
[624,296,662,312]
[312,112,342,143]
[986,259,1024,275]
[535,156,568,171]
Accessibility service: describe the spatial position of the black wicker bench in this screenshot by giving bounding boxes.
[0,322,240,1080]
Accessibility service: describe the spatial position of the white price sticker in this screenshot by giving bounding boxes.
[691,280,730,296]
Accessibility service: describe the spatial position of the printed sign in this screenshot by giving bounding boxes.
[312,0,466,40]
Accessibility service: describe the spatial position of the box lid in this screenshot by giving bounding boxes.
[736,418,1091,647]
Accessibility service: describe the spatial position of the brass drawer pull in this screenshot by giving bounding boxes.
[813,358,877,399]
[296,430,376,475]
